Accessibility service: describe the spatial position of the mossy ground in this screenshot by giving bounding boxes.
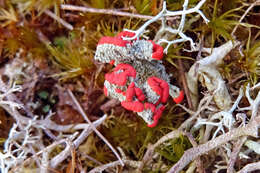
[0,0,259,172]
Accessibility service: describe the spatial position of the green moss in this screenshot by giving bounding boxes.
[2,27,47,59]
[207,0,259,48]
[239,30,260,84]
[11,0,61,15]
[133,0,153,15]
[46,31,95,80]
[1,0,259,172]
[101,105,185,160]
[156,135,192,163]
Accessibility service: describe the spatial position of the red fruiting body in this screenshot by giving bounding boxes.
[109,60,115,65]
[144,102,156,112]
[98,31,136,48]
[152,77,169,103]
[147,119,158,128]
[126,82,135,102]
[147,77,163,97]
[114,64,136,78]
[173,90,184,104]
[147,105,165,128]
[105,73,126,86]
[125,82,146,102]
[147,76,169,103]
[98,36,128,47]
[135,87,146,101]
[116,31,136,39]
[97,32,184,128]
[105,64,136,86]
[153,105,165,121]
[115,88,123,93]
[149,40,164,60]
[121,100,144,112]
[104,86,108,96]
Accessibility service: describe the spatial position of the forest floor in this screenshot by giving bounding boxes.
[0,0,260,173]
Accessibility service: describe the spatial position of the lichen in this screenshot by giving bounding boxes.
[95,31,184,127]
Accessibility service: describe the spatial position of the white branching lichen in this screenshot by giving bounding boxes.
[123,0,209,53]
[194,88,244,139]
[0,82,23,111]
[0,117,41,173]
[1,0,259,172]
[0,111,107,173]
[0,77,108,172]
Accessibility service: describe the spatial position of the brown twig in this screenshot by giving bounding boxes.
[177,59,194,110]
[167,116,260,173]
[231,1,259,36]
[228,73,246,85]
[185,132,206,173]
[227,137,247,173]
[67,89,124,166]
[237,161,260,173]
[44,9,73,30]
[60,4,179,21]
[100,98,120,112]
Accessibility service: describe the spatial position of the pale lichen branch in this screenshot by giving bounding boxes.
[0,82,23,111]
[123,0,209,52]
[194,88,243,139]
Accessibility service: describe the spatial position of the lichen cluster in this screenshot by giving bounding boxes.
[95,31,183,127]
[0,0,260,172]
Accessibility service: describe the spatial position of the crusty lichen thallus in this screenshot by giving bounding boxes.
[95,31,184,127]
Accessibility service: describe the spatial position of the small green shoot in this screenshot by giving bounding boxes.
[156,135,192,163]
[240,29,260,84]
[46,33,95,80]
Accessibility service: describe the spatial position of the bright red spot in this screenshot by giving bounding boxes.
[104,86,108,96]
[105,64,136,86]
[144,102,156,112]
[109,60,115,65]
[149,40,164,60]
[98,36,128,47]
[173,90,184,104]
[116,31,136,39]
[147,77,169,103]
[126,82,135,102]
[121,100,144,112]
[135,87,146,101]
[115,88,123,93]
[147,105,165,128]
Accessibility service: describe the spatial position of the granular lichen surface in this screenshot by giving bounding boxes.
[95,31,184,127]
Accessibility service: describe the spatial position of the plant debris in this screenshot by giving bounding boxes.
[0,0,260,172]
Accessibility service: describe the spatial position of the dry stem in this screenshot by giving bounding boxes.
[185,132,206,173]
[67,89,124,166]
[237,161,260,173]
[44,9,73,30]
[167,116,260,173]
[89,159,141,173]
[60,4,179,21]
[231,0,260,36]
[227,137,247,173]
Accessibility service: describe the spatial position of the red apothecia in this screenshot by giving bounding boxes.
[95,31,184,127]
